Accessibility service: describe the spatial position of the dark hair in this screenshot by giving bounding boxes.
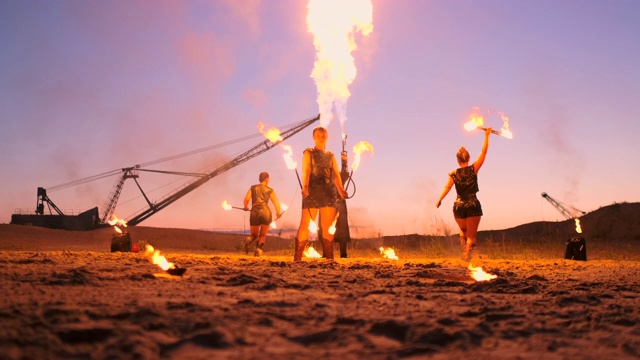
[259,172,269,182]
[312,126,328,136]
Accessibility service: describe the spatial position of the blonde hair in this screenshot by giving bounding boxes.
[456,147,470,163]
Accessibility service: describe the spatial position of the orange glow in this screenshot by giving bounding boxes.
[107,214,127,234]
[575,218,582,234]
[468,263,497,282]
[257,122,283,143]
[498,112,513,139]
[351,141,374,172]
[304,245,322,258]
[308,220,318,233]
[464,107,484,131]
[221,200,232,210]
[328,212,339,235]
[379,246,399,260]
[307,0,373,127]
[144,244,176,272]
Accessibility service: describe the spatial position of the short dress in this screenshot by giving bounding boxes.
[249,183,273,226]
[449,165,483,219]
[302,148,338,209]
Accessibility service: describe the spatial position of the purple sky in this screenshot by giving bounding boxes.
[2,0,639,237]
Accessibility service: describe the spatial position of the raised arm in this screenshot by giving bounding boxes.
[473,127,491,174]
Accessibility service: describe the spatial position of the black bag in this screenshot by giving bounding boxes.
[111,233,132,252]
[564,237,587,261]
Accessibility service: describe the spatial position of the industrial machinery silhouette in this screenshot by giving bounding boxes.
[11,115,320,230]
[541,192,587,261]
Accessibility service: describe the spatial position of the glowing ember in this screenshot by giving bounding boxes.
[351,141,374,172]
[575,218,582,234]
[468,263,497,282]
[221,200,232,210]
[304,245,322,258]
[280,203,289,212]
[328,212,339,235]
[107,214,127,234]
[379,247,398,260]
[307,0,373,128]
[144,244,176,272]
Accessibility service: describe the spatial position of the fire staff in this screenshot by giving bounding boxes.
[436,127,492,262]
[294,126,348,261]
[243,172,282,257]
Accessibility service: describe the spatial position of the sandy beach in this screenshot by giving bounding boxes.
[0,225,639,359]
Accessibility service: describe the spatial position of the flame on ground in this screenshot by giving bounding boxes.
[304,245,322,258]
[351,141,374,172]
[144,244,176,272]
[379,247,398,260]
[221,200,232,210]
[107,214,127,234]
[468,263,497,282]
[307,0,373,128]
[575,218,582,234]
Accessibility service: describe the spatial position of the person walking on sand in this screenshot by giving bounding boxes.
[243,172,282,257]
[436,127,492,262]
[294,126,348,262]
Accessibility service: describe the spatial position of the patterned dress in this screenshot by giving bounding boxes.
[302,148,338,209]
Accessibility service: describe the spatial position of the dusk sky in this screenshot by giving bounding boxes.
[2,0,639,237]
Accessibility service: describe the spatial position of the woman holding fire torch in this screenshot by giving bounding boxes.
[294,126,349,262]
[436,127,492,262]
[243,172,282,257]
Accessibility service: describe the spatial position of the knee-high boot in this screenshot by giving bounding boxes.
[322,238,334,260]
[294,238,307,262]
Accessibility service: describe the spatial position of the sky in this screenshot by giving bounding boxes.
[2,0,639,237]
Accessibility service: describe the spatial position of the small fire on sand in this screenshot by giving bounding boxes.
[468,263,497,282]
[304,245,322,258]
[379,247,399,260]
[144,245,186,277]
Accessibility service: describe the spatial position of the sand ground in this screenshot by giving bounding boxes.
[0,226,639,359]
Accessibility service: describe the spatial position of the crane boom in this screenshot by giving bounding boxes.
[541,192,586,220]
[125,114,320,226]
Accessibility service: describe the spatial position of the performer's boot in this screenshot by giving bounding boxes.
[254,242,264,257]
[323,238,335,260]
[339,241,348,258]
[294,238,307,262]
[244,235,256,254]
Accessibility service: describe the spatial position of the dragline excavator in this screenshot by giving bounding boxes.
[11,115,320,230]
[541,192,586,234]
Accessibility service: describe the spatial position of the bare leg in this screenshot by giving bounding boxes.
[454,218,468,259]
[459,216,482,262]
